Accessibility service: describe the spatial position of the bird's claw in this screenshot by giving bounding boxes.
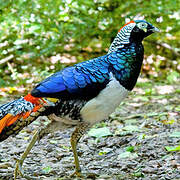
[14,159,38,180]
[14,159,23,180]
[70,170,83,178]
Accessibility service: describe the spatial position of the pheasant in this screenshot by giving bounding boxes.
[0,20,159,178]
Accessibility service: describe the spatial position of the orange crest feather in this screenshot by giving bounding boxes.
[118,20,135,32]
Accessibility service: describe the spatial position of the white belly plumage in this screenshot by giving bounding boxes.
[80,77,129,125]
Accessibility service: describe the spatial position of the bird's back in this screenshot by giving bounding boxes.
[30,42,144,125]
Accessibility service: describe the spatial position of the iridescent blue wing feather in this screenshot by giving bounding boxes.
[31,55,111,100]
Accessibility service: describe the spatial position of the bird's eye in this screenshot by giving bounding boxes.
[137,22,148,31]
[141,24,145,27]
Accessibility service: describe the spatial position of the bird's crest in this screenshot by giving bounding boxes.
[108,21,136,53]
[118,20,135,32]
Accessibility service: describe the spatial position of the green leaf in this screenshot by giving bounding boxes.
[175,89,180,94]
[88,127,112,138]
[165,145,180,152]
[175,105,180,112]
[29,24,42,33]
[98,151,107,155]
[145,88,155,96]
[138,134,146,140]
[42,166,52,173]
[24,137,30,140]
[0,78,6,87]
[49,140,58,144]
[133,172,144,177]
[126,146,134,152]
[167,71,180,83]
[169,131,180,138]
[98,148,112,156]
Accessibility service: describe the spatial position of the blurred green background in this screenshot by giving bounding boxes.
[0,0,179,93]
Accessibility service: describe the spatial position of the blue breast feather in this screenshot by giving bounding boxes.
[31,50,132,99]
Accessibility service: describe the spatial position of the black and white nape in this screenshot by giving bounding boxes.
[108,21,136,53]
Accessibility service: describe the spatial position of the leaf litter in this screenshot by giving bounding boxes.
[0,81,179,180]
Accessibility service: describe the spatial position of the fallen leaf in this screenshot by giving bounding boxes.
[169,131,180,138]
[122,125,142,132]
[165,145,180,152]
[118,151,138,159]
[42,166,52,173]
[88,127,112,138]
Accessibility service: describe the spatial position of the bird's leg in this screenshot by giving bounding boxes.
[14,122,53,180]
[70,122,90,177]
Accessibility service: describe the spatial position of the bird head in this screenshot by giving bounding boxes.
[108,20,159,53]
[131,20,159,41]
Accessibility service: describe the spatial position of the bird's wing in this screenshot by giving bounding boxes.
[31,55,111,100]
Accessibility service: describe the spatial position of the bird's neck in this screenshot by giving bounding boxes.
[111,42,144,91]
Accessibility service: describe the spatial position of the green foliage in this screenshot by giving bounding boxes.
[167,71,180,83]
[165,145,180,152]
[0,0,179,87]
[126,146,134,152]
[42,166,53,173]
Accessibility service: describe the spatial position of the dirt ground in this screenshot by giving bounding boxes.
[0,81,179,180]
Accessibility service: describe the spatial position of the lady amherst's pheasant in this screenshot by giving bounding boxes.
[0,20,159,178]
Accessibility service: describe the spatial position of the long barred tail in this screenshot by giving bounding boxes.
[0,94,49,142]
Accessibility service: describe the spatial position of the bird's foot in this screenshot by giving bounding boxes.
[14,159,38,180]
[70,170,84,178]
[14,159,23,179]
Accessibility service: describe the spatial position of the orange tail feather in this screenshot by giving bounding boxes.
[22,111,31,119]
[7,114,23,126]
[0,94,46,134]
[0,114,13,133]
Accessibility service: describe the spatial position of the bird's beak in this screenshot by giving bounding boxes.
[143,28,147,33]
[151,26,160,33]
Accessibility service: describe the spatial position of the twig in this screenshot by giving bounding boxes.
[0,54,14,65]
[145,40,180,56]
[157,42,180,56]
[7,62,16,77]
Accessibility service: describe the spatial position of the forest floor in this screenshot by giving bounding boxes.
[0,78,179,180]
